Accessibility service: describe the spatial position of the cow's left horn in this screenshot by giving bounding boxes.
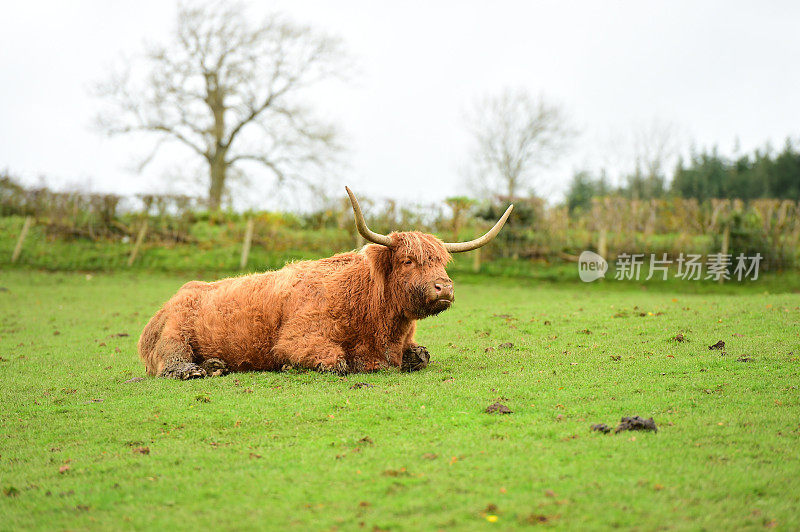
[345,187,392,247]
[443,204,514,253]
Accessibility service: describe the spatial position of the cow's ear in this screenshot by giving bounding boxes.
[364,244,393,280]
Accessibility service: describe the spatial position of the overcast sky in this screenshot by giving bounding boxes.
[1,1,799,209]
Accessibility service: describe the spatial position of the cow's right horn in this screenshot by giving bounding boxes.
[345,187,392,247]
[443,204,514,253]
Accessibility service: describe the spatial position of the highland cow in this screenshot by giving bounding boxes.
[138,187,513,378]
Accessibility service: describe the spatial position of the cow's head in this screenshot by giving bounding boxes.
[346,187,513,320]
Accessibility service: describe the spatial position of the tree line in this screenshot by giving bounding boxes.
[567,140,800,213]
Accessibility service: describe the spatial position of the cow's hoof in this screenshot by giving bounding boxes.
[402,345,430,372]
[162,362,207,380]
[318,359,349,376]
[200,358,229,377]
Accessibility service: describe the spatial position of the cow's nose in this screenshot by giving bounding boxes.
[434,279,454,300]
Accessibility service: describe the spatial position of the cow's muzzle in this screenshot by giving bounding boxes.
[430,278,454,313]
[434,279,454,302]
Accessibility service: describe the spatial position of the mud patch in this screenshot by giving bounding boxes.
[383,468,412,477]
[523,514,555,525]
[672,333,687,342]
[590,416,658,434]
[485,402,512,414]
[708,340,725,350]
[350,382,374,389]
[615,416,658,433]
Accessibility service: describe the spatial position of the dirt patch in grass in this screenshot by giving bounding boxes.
[383,468,411,477]
[485,402,512,414]
[591,417,658,434]
[523,513,557,525]
[615,416,658,433]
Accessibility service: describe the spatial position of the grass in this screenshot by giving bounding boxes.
[1,269,799,530]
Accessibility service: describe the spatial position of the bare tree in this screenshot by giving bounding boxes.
[621,119,682,200]
[464,89,573,199]
[593,119,682,198]
[95,2,350,210]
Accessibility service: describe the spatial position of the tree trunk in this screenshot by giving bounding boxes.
[206,74,227,211]
[208,157,227,210]
[452,206,462,242]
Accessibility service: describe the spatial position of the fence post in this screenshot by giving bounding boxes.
[11,216,33,263]
[240,217,255,270]
[472,247,481,273]
[598,228,608,259]
[720,223,730,284]
[127,220,148,267]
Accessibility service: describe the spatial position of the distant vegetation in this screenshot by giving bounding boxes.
[3,170,799,274]
[567,140,800,212]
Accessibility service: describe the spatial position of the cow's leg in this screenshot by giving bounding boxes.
[272,333,348,375]
[152,322,206,380]
[400,322,430,372]
[158,344,206,380]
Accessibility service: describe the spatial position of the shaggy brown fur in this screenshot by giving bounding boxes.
[138,231,455,378]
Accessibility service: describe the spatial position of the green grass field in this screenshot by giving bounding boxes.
[1,270,799,530]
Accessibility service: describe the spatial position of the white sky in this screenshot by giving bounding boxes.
[1,1,799,209]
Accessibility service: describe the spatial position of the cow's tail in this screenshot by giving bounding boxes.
[138,308,167,376]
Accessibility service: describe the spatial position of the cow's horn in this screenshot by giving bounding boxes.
[345,187,392,247]
[443,204,514,253]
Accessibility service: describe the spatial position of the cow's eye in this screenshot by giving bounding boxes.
[402,258,414,266]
